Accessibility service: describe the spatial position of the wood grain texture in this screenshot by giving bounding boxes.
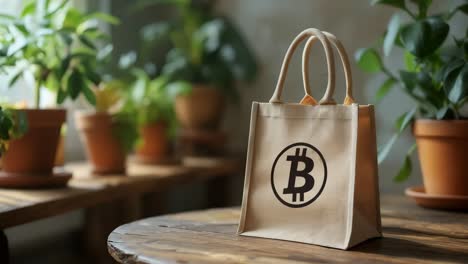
[108,196,468,264]
[0,158,240,229]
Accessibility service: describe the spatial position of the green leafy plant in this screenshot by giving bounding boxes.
[0,106,27,155]
[131,0,258,99]
[0,0,119,108]
[123,69,178,138]
[92,80,139,153]
[355,0,468,181]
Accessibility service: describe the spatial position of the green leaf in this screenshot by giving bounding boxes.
[404,51,417,71]
[161,48,194,80]
[8,70,23,88]
[67,70,83,100]
[354,48,383,73]
[460,4,468,15]
[450,3,468,18]
[371,0,406,9]
[7,38,30,56]
[97,44,113,61]
[394,156,412,182]
[76,20,99,35]
[383,13,400,56]
[376,78,396,102]
[56,88,67,104]
[399,70,433,96]
[118,51,137,69]
[399,70,418,92]
[78,35,96,49]
[140,22,170,43]
[438,58,464,83]
[84,12,120,25]
[393,144,416,182]
[45,0,68,18]
[62,8,83,29]
[378,134,398,164]
[400,17,449,58]
[44,71,60,91]
[395,108,416,132]
[437,60,465,94]
[84,68,101,85]
[70,49,96,59]
[21,1,36,18]
[82,83,96,105]
[130,68,150,101]
[449,65,468,103]
[436,105,449,120]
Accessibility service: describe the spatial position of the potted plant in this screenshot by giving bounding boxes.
[75,80,138,174]
[134,0,258,129]
[114,28,178,164]
[0,1,117,185]
[123,69,177,164]
[355,0,468,196]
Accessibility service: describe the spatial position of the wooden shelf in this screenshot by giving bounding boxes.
[0,158,241,229]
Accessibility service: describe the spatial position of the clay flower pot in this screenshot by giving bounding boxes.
[1,108,66,175]
[175,84,224,129]
[136,122,169,163]
[414,120,468,196]
[75,112,126,175]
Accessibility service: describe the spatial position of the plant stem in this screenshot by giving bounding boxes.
[34,80,41,109]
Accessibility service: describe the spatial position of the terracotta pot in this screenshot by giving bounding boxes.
[75,112,126,174]
[136,122,169,162]
[2,109,66,175]
[175,84,225,129]
[414,120,468,196]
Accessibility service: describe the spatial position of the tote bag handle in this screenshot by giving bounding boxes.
[269,28,335,104]
[301,31,355,105]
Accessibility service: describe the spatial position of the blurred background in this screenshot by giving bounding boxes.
[1,0,466,263]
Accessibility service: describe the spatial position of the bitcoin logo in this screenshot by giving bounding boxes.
[271,143,327,208]
[283,148,315,202]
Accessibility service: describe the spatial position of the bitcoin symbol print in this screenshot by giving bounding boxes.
[271,143,327,208]
[283,148,315,202]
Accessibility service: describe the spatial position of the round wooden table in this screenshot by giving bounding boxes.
[107,197,468,264]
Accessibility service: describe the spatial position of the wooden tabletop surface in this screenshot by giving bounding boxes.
[0,157,239,229]
[108,196,468,264]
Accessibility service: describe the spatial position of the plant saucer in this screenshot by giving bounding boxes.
[405,186,468,211]
[0,168,72,189]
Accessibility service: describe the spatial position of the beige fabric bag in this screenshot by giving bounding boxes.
[238,28,382,250]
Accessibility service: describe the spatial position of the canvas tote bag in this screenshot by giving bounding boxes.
[238,28,382,250]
